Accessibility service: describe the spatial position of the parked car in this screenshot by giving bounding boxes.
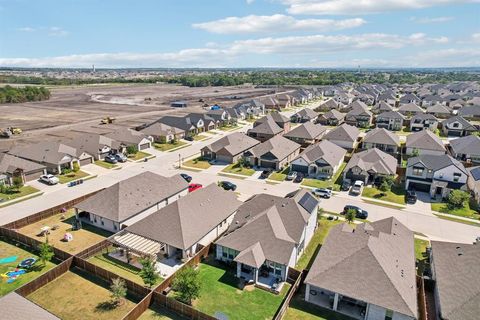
[180,173,192,183]
[188,183,203,193]
[104,154,118,164]
[341,179,351,191]
[293,172,304,183]
[350,180,364,195]
[260,169,272,179]
[312,188,332,199]
[286,171,297,181]
[185,136,194,141]
[343,205,368,219]
[39,174,59,185]
[406,189,417,204]
[219,181,237,191]
[114,153,128,163]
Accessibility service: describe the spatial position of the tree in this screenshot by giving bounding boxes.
[126,145,138,155]
[11,176,24,191]
[378,176,395,192]
[38,238,54,266]
[345,208,356,224]
[447,190,469,209]
[411,148,420,157]
[172,266,201,305]
[139,257,159,288]
[110,277,127,306]
[72,162,80,173]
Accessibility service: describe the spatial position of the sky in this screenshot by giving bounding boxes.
[0,0,479,68]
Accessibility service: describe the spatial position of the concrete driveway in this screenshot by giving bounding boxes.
[406,191,434,215]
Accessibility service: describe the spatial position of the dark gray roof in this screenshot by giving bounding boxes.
[319,109,345,121]
[0,153,45,174]
[345,148,397,175]
[292,108,318,120]
[105,128,150,146]
[8,141,79,165]
[407,154,467,174]
[283,122,327,140]
[450,135,480,155]
[256,112,289,124]
[376,111,405,120]
[441,116,476,130]
[459,106,480,117]
[0,293,60,320]
[406,130,445,152]
[294,140,346,167]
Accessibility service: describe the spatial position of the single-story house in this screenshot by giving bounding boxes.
[316,99,341,112]
[375,111,405,131]
[362,128,400,154]
[458,105,480,120]
[255,112,291,133]
[216,190,319,289]
[406,130,446,156]
[441,116,477,137]
[140,122,185,143]
[344,102,373,128]
[0,153,46,184]
[305,217,418,320]
[290,140,346,179]
[105,128,153,151]
[244,135,301,170]
[449,135,480,164]
[68,133,122,160]
[75,172,189,232]
[158,115,204,136]
[410,114,439,132]
[201,132,260,164]
[316,109,345,126]
[430,240,480,320]
[405,154,468,197]
[323,123,360,151]
[291,108,318,123]
[247,117,283,142]
[426,104,452,119]
[283,122,327,148]
[206,109,233,127]
[343,148,397,184]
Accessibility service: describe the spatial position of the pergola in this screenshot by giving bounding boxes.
[111,232,165,258]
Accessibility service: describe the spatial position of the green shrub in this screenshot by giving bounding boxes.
[447,190,469,209]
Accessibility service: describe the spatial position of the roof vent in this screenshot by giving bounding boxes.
[458,252,463,256]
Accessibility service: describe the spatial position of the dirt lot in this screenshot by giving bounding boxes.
[0,83,276,151]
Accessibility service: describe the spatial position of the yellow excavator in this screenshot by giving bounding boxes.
[0,127,22,138]
[100,117,116,125]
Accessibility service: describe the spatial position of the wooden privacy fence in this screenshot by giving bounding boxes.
[76,238,111,259]
[273,269,305,320]
[122,292,153,320]
[152,291,216,320]
[2,189,103,229]
[417,276,427,320]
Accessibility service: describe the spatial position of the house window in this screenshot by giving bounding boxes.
[222,247,238,260]
[452,123,459,128]
[113,224,118,231]
[94,216,97,223]
[100,218,104,226]
[412,166,424,176]
[453,173,461,182]
[385,309,394,320]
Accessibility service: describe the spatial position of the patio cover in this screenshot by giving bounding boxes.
[112,232,165,256]
[234,242,265,268]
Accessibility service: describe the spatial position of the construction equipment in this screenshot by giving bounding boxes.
[0,129,12,138]
[100,117,116,125]
[9,127,22,135]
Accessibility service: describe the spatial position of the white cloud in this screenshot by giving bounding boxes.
[48,27,68,37]
[410,16,454,23]
[246,0,255,3]
[193,15,365,34]
[18,27,36,32]
[283,0,479,15]
[472,33,480,41]
[407,48,480,67]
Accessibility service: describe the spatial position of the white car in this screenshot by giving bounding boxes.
[312,188,332,198]
[350,180,364,195]
[40,174,59,185]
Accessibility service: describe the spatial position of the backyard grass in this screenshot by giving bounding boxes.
[0,185,40,202]
[182,157,211,170]
[28,269,139,320]
[295,217,343,270]
[0,238,57,297]
[128,151,152,161]
[138,306,186,320]
[19,210,112,254]
[57,170,90,184]
[269,167,290,181]
[300,163,345,191]
[193,134,209,141]
[94,160,118,169]
[414,238,430,276]
[172,258,290,320]
[221,163,255,176]
[154,141,188,152]
[361,184,406,205]
[431,201,480,220]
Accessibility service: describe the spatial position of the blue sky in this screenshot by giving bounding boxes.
[0,0,479,68]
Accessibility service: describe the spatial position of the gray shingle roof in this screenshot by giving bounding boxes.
[247,135,300,160]
[292,108,318,120]
[202,132,260,157]
[441,116,476,130]
[324,123,360,143]
[398,103,424,114]
[141,122,185,136]
[407,154,467,174]
[319,109,345,121]
[294,140,346,167]
[248,118,283,135]
[450,135,480,155]
[305,218,418,318]
[364,128,400,146]
[105,128,150,145]
[8,141,78,165]
[283,122,327,140]
[0,153,45,174]
[431,241,480,320]
[75,172,188,223]
[406,130,445,152]
[345,148,397,175]
[376,111,405,120]
[0,293,60,320]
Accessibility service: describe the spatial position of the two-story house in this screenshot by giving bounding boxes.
[362,128,400,154]
[405,130,446,156]
[449,135,480,165]
[410,114,439,132]
[375,111,405,131]
[441,116,477,137]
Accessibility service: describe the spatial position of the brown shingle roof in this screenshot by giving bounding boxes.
[0,293,60,320]
[406,130,445,152]
[364,128,400,146]
[247,135,300,160]
[324,123,360,143]
[202,132,260,157]
[283,122,327,140]
[345,148,397,175]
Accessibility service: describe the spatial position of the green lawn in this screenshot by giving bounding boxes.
[57,170,90,184]
[218,125,241,131]
[300,163,346,191]
[431,202,480,220]
[193,134,209,141]
[433,214,480,227]
[221,163,256,176]
[94,160,118,169]
[138,306,187,320]
[362,199,404,210]
[0,238,57,297]
[0,185,40,202]
[295,217,343,270]
[414,238,430,276]
[154,141,188,152]
[362,184,406,205]
[176,258,290,320]
[269,167,290,181]
[182,157,211,170]
[128,151,152,161]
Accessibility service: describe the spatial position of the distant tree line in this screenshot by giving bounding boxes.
[0,85,51,103]
[1,70,479,88]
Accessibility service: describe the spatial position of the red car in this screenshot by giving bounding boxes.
[188,183,203,193]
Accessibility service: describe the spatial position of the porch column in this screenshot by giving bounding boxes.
[333,293,339,311]
[236,262,241,278]
[305,284,310,302]
[57,165,62,174]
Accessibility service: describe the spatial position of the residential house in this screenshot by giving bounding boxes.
[362,128,400,154]
[215,190,319,289]
[406,130,446,156]
[458,106,480,120]
[323,123,360,151]
[0,153,46,185]
[201,132,260,164]
[255,112,291,132]
[68,133,122,160]
[247,117,283,142]
[105,128,153,151]
[186,113,217,131]
[429,240,480,320]
[343,148,397,184]
[467,166,480,206]
[140,122,185,143]
[316,109,345,126]
[316,99,342,112]
[449,135,480,164]
[376,91,397,106]
[371,101,394,114]
[400,93,421,104]
[206,109,233,127]
[398,103,424,118]
[426,104,452,119]
[75,172,189,232]
[290,140,346,179]
[291,108,318,123]
[335,92,354,105]
[441,116,477,137]
[410,114,439,132]
[158,115,204,136]
[405,154,468,197]
[375,111,405,131]
[305,218,418,320]
[0,292,60,320]
[283,122,327,148]
[244,135,301,170]
[344,102,373,128]
[261,96,280,111]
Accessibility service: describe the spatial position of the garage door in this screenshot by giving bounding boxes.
[408,181,430,192]
[79,158,93,166]
[260,160,277,169]
[24,170,44,182]
[291,164,308,174]
[216,155,233,164]
[139,143,150,150]
[448,130,462,137]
